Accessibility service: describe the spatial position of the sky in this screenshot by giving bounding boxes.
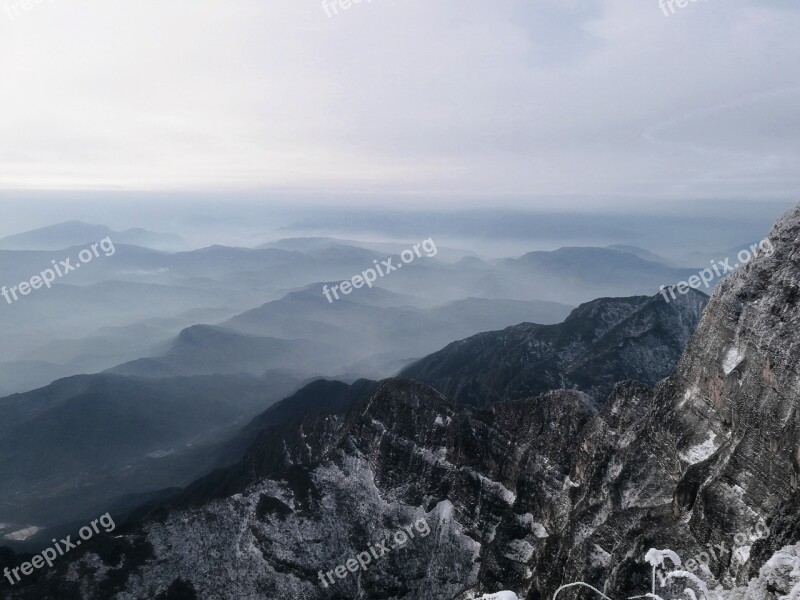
[0,0,798,206]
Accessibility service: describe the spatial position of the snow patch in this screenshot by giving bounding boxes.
[531,522,548,538]
[3,525,42,541]
[412,444,450,466]
[733,544,751,566]
[515,513,549,538]
[504,539,534,563]
[741,542,800,600]
[679,431,718,464]
[722,346,745,375]
[678,384,701,409]
[475,473,517,504]
[436,499,454,523]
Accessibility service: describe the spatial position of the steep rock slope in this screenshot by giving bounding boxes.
[531,204,800,597]
[10,380,599,599]
[401,289,708,405]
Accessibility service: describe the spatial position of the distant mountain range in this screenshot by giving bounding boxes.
[606,243,680,267]
[258,236,475,263]
[495,246,699,303]
[0,231,701,398]
[0,231,715,382]
[0,306,238,396]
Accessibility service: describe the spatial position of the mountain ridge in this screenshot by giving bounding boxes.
[401,288,708,404]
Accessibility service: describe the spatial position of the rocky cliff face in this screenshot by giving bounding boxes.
[532,204,800,597]
[7,206,800,600]
[401,289,708,405]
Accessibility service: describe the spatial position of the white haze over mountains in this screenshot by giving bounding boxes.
[0,197,794,260]
[0,200,786,401]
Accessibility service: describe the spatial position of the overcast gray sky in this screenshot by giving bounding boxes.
[0,0,798,205]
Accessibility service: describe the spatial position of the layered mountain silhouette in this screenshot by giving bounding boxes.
[0,234,706,397]
[11,205,799,599]
[108,289,573,379]
[495,246,698,304]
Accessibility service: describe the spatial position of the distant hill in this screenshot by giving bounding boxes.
[487,246,702,304]
[507,246,693,285]
[0,307,239,396]
[0,221,183,251]
[258,237,475,263]
[223,287,573,375]
[257,236,376,252]
[606,244,677,267]
[107,324,343,378]
[0,360,79,398]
